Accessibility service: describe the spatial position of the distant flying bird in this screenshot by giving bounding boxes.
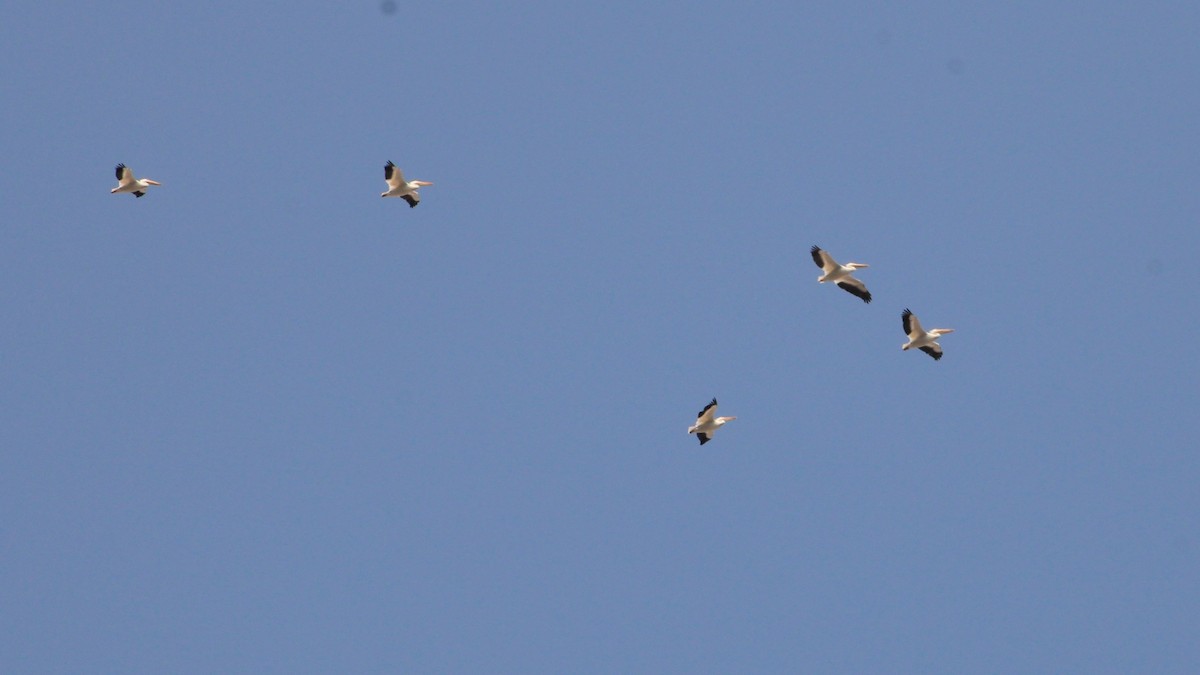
[381,161,432,207]
[687,398,737,445]
[111,164,161,198]
[901,308,955,360]
[811,245,871,303]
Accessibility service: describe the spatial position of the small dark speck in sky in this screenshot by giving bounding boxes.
[946,58,965,75]
[381,0,397,15]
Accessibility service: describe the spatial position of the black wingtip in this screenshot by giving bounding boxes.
[115,163,126,178]
[698,434,710,445]
[836,282,872,304]
[133,191,145,198]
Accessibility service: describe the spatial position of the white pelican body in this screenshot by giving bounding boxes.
[901,308,955,360]
[687,398,737,445]
[381,161,432,207]
[811,246,871,303]
[111,164,161,198]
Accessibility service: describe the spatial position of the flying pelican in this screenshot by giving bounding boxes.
[687,398,737,445]
[901,308,955,360]
[811,246,871,303]
[381,161,432,207]
[111,164,161,198]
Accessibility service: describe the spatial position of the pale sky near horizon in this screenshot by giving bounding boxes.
[2,3,1198,672]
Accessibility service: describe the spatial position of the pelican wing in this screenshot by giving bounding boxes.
[697,433,711,445]
[695,398,718,425]
[902,308,924,338]
[401,193,419,208]
[836,278,872,303]
[810,245,836,273]
[115,163,135,186]
[919,344,943,361]
[384,161,406,189]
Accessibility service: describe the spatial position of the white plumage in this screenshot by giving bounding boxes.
[381,161,432,207]
[687,398,737,445]
[901,308,955,360]
[811,246,871,303]
[111,164,161,198]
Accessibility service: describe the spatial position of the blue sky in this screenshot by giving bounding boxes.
[2,2,1198,672]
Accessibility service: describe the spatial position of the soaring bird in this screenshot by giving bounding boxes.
[687,398,737,445]
[381,161,432,207]
[901,308,955,360]
[811,245,871,303]
[111,164,161,198]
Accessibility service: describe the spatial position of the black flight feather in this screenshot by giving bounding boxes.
[837,282,871,303]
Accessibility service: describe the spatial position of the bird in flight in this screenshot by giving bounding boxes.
[111,164,161,198]
[687,398,737,445]
[381,161,433,207]
[811,245,872,303]
[901,308,955,360]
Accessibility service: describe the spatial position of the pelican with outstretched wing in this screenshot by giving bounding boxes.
[811,245,871,303]
[901,308,955,360]
[687,398,737,445]
[381,161,432,207]
[111,164,161,198]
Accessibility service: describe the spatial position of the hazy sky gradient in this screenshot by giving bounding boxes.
[2,3,1198,672]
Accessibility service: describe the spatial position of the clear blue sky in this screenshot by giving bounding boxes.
[2,2,1198,672]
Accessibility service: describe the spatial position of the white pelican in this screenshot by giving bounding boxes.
[687,398,737,445]
[111,164,161,198]
[811,245,871,303]
[901,308,955,360]
[381,161,432,207]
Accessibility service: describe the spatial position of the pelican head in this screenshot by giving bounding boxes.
[931,329,955,336]
[717,416,737,424]
[143,179,161,186]
[413,181,433,187]
[847,262,868,269]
